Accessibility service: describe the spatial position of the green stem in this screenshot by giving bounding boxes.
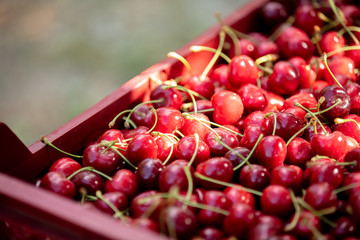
[183,166,193,209]
[222,25,241,56]
[294,102,328,135]
[108,109,132,128]
[41,136,83,159]
[297,198,336,228]
[321,53,343,88]
[284,190,301,232]
[333,182,360,195]
[96,191,124,219]
[124,100,163,129]
[187,133,200,167]
[286,121,314,147]
[189,46,231,63]
[265,112,277,136]
[167,51,192,72]
[67,166,113,181]
[334,118,360,132]
[233,134,264,171]
[110,147,137,170]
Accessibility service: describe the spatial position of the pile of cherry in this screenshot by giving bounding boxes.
[8,0,360,239]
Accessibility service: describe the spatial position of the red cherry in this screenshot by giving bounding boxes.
[154,134,177,163]
[39,171,75,198]
[70,170,104,196]
[303,122,331,142]
[307,160,344,188]
[288,211,321,239]
[255,135,287,171]
[176,135,210,167]
[283,92,318,112]
[304,182,337,210]
[121,125,149,140]
[180,112,210,139]
[204,128,239,156]
[260,1,289,29]
[319,85,351,121]
[131,218,159,233]
[343,148,360,172]
[294,4,323,36]
[237,83,268,114]
[319,31,345,59]
[289,56,316,89]
[345,43,360,68]
[129,190,163,221]
[308,56,326,80]
[344,81,360,115]
[182,75,215,100]
[222,203,256,238]
[239,164,270,191]
[270,165,303,193]
[150,107,184,134]
[324,57,357,83]
[286,137,314,168]
[260,184,294,217]
[247,214,284,240]
[126,133,158,167]
[150,84,183,109]
[240,110,267,132]
[342,172,360,196]
[253,40,279,59]
[228,38,256,59]
[223,186,256,208]
[135,158,164,191]
[129,105,154,128]
[196,227,224,240]
[228,55,259,88]
[334,114,360,144]
[49,157,81,178]
[211,90,244,125]
[105,169,139,200]
[268,61,300,96]
[97,129,124,145]
[94,191,128,215]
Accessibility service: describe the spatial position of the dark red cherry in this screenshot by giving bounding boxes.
[331,216,358,239]
[294,4,323,36]
[260,184,294,217]
[49,157,81,178]
[268,61,300,96]
[319,31,345,59]
[303,122,331,142]
[223,186,256,208]
[304,182,337,210]
[126,133,158,167]
[286,137,314,168]
[97,129,124,146]
[270,165,303,193]
[195,157,233,190]
[196,227,224,240]
[319,85,351,121]
[240,110,267,132]
[121,125,149,139]
[255,135,287,171]
[131,218,159,233]
[247,214,284,240]
[204,128,239,157]
[70,170,104,196]
[135,158,164,191]
[40,171,75,198]
[344,81,360,115]
[129,105,154,128]
[253,39,279,59]
[239,124,267,149]
[222,203,256,238]
[237,83,268,114]
[211,90,244,125]
[228,55,259,88]
[239,164,270,191]
[228,38,256,59]
[342,172,360,196]
[289,210,321,239]
[183,75,215,100]
[260,1,289,29]
[105,169,139,200]
[225,146,257,173]
[176,135,210,167]
[129,190,164,221]
[150,84,183,109]
[94,191,128,215]
[343,148,360,172]
[198,190,231,227]
[82,143,121,176]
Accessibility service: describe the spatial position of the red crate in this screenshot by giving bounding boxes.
[0,0,270,239]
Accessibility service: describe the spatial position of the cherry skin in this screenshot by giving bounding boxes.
[222,203,256,238]
[204,128,239,157]
[342,172,360,196]
[331,216,359,239]
[129,105,153,128]
[334,114,360,144]
[94,191,128,215]
[180,112,210,140]
[129,190,164,221]
[270,165,303,193]
[96,129,124,146]
[344,81,360,115]
[255,135,287,171]
[182,75,215,100]
[198,190,231,227]
[304,182,337,210]
[289,56,316,89]
[319,85,351,121]
[105,169,139,200]
[39,171,76,198]
[150,84,183,110]
[211,90,244,125]
[225,146,257,175]
[303,122,331,142]
[286,137,314,168]
[283,92,318,111]
[240,110,267,133]
[237,83,268,114]
[135,158,164,191]
[149,107,184,134]
[324,57,357,83]
[195,157,233,190]
[294,4,323,36]
[308,56,326,80]
[319,31,345,59]
[131,218,159,233]
[223,186,256,208]
[260,184,294,218]
[288,210,321,239]
[158,159,194,193]
[260,1,289,29]
[227,38,256,59]
[268,61,300,96]
[228,55,259,88]
[125,133,158,167]
[153,134,177,163]
[70,170,104,196]
[176,135,210,167]
[239,124,267,149]
[247,214,284,240]
[195,227,224,240]
[253,39,279,59]
[239,164,270,191]
[49,157,81,178]
[82,143,121,176]
[343,148,360,172]
[121,125,149,140]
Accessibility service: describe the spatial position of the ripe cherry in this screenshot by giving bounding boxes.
[319,31,345,59]
[70,169,104,196]
[268,61,300,96]
[237,83,268,114]
[286,137,314,168]
[260,184,294,217]
[228,55,259,88]
[149,107,184,134]
[94,191,128,215]
[294,4,323,36]
[223,186,256,208]
[180,112,210,139]
[304,182,337,210]
[270,165,303,193]
[39,171,76,198]
[135,158,164,191]
[105,169,139,200]
[239,164,270,191]
[126,133,158,167]
[255,135,287,171]
[49,157,81,178]
[176,135,210,167]
[211,90,244,125]
[204,128,239,156]
[319,85,351,121]
[222,203,256,238]
[150,84,183,109]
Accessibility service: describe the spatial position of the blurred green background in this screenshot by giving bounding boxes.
[0,0,247,146]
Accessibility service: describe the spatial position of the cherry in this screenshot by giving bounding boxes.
[319,31,345,59]
[153,133,177,163]
[128,104,154,128]
[255,135,287,171]
[94,191,128,215]
[282,106,307,121]
[334,114,360,144]
[180,112,210,140]
[182,75,215,100]
[129,190,164,221]
[39,171,75,198]
[283,92,318,111]
[287,138,314,169]
[195,157,233,190]
[228,55,259,88]
[198,190,231,227]
[263,90,285,112]
[239,164,270,191]
[223,186,256,208]
[121,125,149,139]
[225,146,257,174]
[135,158,164,191]
[237,83,268,114]
[344,81,360,115]
[345,43,360,68]
[158,159,194,193]
[260,184,294,217]
[49,157,81,178]
[288,210,321,239]
[126,133,158,167]
[260,1,289,29]
[149,107,184,134]
[331,216,358,239]
[349,190,360,222]
[289,56,317,89]
[304,182,337,210]
[319,85,351,121]
[159,206,198,240]
[82,143,121,176]
[270,165,304,193]
[204,128,239,157]
[342,172,360,196]
[227,38,256,59]
[268,61,300,96]
[308,56,326,80]
[294,4,323,36]
[240,110,268,132]
[176,135,210,167]
[187,100,213,120]
[97,129,124,146]
[343,148,360,172]
[150,84,183,109]
[324,57,357,84]
[195,227,224,240]
[222,203,256,238]
[70,169,104,196]
[307,160,344,188]
[303,121,331,142]
[131,218,159,233]
[253,39,279,59]
[105,169,139,200]
[211,90,244,125]
[239,124,267,149]
[247,214,284,240]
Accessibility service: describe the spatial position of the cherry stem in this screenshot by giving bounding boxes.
[334,118,360,132]
[152,132,177,166]
[194,172,263,196]
[41,136,83,159]
[333,182,360,195]
[67,166,113,181]
[286,120,314,147]
[101,140,118,154]
[200,30,226,81]
[177,196,230,216]
[327,45,360,58]
[328,0,359,45]
[110,146,137,170]
[294,102,328,135]
[108,109,132,128]
[321,53,344,88]
[284,189,301,232]
[79,187,88,204]
[167,51,192,73]
[183,166,193,209]
[162,85,203,113]
[215,138,247,162]
[264,112,277,136]
[306,98,342,117]
[145,107,158,134]
[122,117,137,129]
[255,54,278,75]
[187,133,200,167]
[95,190,124,219]
[222,25,241,56]
[186,108,215,115]
[233,134,264,171]
[268,16,295,42]
[297,198,336,228]
[189,46,231,63]
[124,99,163,129]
